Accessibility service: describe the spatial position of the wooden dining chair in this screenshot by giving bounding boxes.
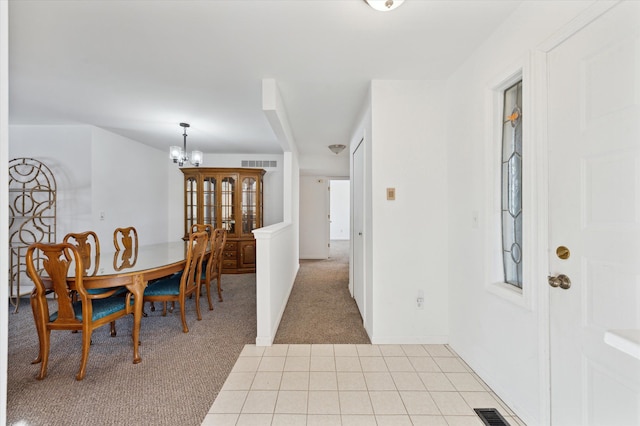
[190,224,219,309]
[26,242,134,380]
[143,231,209,333]
[63,230,125,336]
[63,231,100,276]
[191,223,212,237]
[113,226,139,271]
[113,226,138,253]
[201,228,227,309]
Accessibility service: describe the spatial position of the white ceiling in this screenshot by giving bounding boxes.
[9,0,522,174]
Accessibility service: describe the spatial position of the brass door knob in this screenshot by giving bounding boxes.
[548,274,571,290]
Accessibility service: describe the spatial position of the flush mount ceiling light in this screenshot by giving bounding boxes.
[169,122,203,167]
[328,144,347,155]
[364,0,405,12]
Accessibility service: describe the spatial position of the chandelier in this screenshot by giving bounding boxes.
[169,122,203,167]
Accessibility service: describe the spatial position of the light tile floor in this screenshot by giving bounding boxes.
[202,344,526,426]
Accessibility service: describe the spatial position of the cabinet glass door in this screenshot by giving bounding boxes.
[203,177,217,228]
[242,177,257,235]
[185,177,198,233]
[221,176,236,235]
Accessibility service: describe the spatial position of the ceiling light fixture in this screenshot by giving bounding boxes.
[328,144,347,155]
[169,123,203,167]
[364,0,404,12]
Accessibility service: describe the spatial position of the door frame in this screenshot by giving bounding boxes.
[533,2,622,423]
[351,136,366,327]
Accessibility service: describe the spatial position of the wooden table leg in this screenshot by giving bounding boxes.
[126,274,147,364]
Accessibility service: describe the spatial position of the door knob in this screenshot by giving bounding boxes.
[548,274,571,290]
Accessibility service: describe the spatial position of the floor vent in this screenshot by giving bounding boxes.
[241,160,277,168]
[474,408,510,426]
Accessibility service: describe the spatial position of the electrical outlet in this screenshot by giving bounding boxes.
[416,289,424,310]
[99,211,105,221]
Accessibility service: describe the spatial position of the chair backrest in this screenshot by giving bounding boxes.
[113,226,138,253]
[26,242,85,326]
[113,227,138,270]
[191,223,213,237]
[183,231,209,293]
[63,231,100,276]
[211,228,227,277]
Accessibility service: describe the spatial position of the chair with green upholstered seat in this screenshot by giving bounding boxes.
[64,230,124,336]
[26,242,135,381]
[143,230,209,333]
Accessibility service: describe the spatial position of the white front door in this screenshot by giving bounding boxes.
[548,2,640,425]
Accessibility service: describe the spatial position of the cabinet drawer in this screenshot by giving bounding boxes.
[224,241,237,251]
[222,251,237,260]
[222,260,237,269]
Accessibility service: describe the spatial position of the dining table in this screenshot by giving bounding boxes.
[68,240,193,364]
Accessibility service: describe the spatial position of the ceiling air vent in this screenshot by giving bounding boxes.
[241,160,277,168]
[474,408,510,426]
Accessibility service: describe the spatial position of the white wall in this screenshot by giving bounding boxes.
[255,151,300,346]
[91,126,168,244]
[444,2,594,424]
[369,80,449,343]
[1,0,9,419]
[9,125,171,246]
[330,179,349,240]
[299,176,329,259]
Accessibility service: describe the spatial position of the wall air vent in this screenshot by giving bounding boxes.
[474,408,510,426]
[241,160,277,168]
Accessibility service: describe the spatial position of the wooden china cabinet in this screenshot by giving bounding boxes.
[181,167,265,274]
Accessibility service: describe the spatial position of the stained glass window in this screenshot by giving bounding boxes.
[501,81,523,288]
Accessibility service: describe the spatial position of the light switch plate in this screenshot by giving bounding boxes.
[386,188,396,200]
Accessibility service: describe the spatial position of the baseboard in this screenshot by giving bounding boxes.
[370,335,449,345]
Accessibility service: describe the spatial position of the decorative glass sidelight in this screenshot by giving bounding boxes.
[501,80,523,288]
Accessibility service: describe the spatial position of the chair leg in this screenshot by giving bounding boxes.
[36,329,51,380]
[110,321,117,337]
[30,293,45,365]
[204,280,214,310]
[195,288,202,322]
[77,328,92,381]
[179,297,189,333]
[217,276,224,302]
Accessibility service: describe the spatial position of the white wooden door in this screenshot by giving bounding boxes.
[352,138,365,320]
[548,2,640,425]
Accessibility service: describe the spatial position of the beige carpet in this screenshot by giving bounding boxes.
[7,274,257,426]
[6,240,368,425]
[274,240,370,344]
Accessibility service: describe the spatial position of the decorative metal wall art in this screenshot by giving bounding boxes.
[9,158,57,312]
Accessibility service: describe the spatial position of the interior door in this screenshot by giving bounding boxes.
[548,2,640,425]
[352,138,365,320]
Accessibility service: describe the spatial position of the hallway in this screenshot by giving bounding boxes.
[273,240,369,344]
